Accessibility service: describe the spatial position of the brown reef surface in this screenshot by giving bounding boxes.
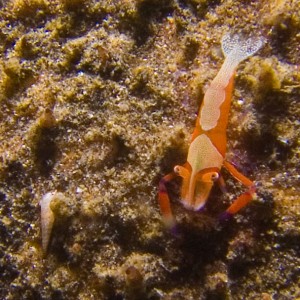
[0,0,299,299]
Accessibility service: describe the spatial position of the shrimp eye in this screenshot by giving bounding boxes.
[174,166,180,174]
[211,172,219,181]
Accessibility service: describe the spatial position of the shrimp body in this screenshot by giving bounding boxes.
[159,33,264,228]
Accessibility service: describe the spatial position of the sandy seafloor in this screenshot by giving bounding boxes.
[0,0,299,299]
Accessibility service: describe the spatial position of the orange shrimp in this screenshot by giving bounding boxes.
[158,33,264,228]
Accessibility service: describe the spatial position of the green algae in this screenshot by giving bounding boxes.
[0,0,299,299]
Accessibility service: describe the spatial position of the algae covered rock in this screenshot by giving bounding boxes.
[0,0,299,299]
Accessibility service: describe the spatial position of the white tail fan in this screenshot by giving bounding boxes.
[221,33,265,62]
[200,32,264,131]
